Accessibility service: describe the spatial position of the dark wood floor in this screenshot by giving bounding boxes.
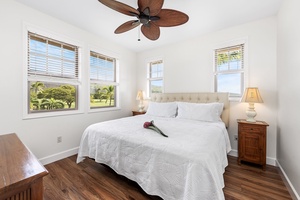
[43,155,293,200]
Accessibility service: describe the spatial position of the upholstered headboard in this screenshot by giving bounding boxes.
[150,93,230,127]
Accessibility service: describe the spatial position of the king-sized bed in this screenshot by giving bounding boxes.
[77,93,231,200]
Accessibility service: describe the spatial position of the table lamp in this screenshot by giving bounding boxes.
[136,90,145,112]
[240,87,263,122]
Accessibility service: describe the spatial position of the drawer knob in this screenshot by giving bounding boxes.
[251,128,253,130]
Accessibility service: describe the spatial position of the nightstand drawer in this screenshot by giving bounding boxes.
[240,125,263,133]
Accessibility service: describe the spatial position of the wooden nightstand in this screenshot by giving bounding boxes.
[237,119,269,170]
[132,110,146,116]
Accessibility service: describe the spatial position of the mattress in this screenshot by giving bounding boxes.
[77,115,231,200]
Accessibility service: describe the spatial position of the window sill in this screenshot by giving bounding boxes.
[23,109,84,120]
[88,106,121,113]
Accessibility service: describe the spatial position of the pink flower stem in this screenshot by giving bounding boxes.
[149,126,168,137]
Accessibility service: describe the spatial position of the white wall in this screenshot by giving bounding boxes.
[277,0,300,198]
[2,0,298,196]
[0,0,137,163]
[137,17,278,163]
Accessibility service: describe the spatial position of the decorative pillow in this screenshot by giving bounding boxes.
[176,102,224,122]
[146,102,177,118]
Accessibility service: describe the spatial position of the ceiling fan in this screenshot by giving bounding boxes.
[98,0,189,41]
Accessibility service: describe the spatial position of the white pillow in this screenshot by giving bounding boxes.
[177,102,224,122]
[146,102,177,118]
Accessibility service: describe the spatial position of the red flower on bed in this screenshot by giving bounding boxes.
[143,120,168,137]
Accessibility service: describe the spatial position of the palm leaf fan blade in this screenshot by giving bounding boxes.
[98,0,139,16]
[115,20,140,34]
[141,22,160,40]
[138,0,164,16]
[153,9,189,27]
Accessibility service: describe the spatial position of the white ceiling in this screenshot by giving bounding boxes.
[15,0,283,52]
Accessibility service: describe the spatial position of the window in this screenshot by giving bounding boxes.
[27,32,79,114]
[214,44,244,98]
[89,51,118,109]
[147,60,163,97]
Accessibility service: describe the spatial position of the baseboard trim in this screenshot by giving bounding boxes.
[39,147,79,165]
[228,149,277,166]
[228,149,238,157]
[276,161,300,200]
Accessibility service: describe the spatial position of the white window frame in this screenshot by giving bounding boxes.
[147,59,164,98]
[88,46,120,113]
[213,38,248,101]
[23,24,84,119]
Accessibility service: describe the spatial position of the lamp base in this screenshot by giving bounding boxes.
[138,101,144,112]
[245,103,257,122]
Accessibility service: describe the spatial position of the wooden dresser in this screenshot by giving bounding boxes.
[0,133,48,200]
[237,119,269,170]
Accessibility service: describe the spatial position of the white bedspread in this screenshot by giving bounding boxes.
[77,115,231,200]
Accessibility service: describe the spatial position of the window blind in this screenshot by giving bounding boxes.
[150,60,163,65]
[215,44,244,71]
[90,51,116,82]
[28,32,79,81]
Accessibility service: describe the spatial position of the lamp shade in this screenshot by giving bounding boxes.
[136,90,144,100]
[241,87,263,103]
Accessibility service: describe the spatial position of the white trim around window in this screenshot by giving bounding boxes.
[22,23,84,119]
[212,37,248,101]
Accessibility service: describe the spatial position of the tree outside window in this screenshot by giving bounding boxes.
[30,82,77,111]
